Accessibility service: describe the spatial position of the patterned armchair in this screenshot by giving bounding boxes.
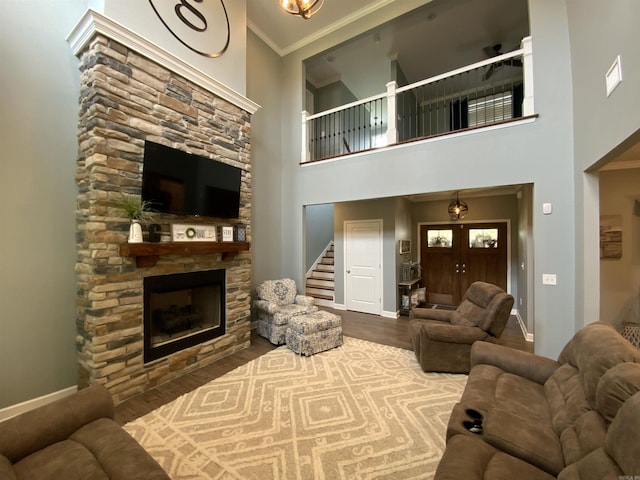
[254,278,317,345]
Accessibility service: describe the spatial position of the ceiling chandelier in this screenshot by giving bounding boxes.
[280,0,324,19]
[448,192,468,220]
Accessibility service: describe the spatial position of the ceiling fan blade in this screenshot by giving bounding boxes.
[483,64,494,81]
[483,43,502,57]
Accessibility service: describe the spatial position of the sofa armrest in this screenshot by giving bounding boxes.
[412,307,453,322]
[0,385,114,463]
[423,322,488,344]
[294,295,315,307]
[470,342,559,384]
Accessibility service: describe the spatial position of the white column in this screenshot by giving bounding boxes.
[385,81,398,146]
[521,36,534,116]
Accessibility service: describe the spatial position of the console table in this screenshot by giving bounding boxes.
[398,278,421,316]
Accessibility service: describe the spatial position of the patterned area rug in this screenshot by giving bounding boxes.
[124,337,467,479]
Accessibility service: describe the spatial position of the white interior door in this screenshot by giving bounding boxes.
[345,220,382,314]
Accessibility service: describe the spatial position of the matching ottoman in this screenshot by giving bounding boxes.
[285,310,343,356]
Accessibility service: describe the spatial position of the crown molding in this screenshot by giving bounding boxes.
[67,9,260,115]
[248,0,395,57]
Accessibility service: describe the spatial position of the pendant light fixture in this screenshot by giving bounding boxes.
[448,192,468,220]
[280,0,324,19]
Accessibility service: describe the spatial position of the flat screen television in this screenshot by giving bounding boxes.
[141,141,241,219]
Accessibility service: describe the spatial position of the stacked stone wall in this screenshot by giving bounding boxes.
[75,35,252,404]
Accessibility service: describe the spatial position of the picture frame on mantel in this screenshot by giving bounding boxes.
[218,225,234,242]
[234,224,246,242]
[171,224,217,242]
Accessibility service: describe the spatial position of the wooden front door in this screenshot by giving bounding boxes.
[420,222,508,305]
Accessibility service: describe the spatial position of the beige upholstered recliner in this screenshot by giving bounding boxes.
[408,281,514,373]
[254,278,317,345]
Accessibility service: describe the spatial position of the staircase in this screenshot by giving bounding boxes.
[306,242,335,307]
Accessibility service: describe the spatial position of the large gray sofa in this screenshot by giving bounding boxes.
[435,321,640,479]
[0,385,168,480]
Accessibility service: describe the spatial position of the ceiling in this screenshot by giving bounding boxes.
[247,0,530,100]
[246,0,640,187]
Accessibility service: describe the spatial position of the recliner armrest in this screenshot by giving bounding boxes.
[412,307,453,322]
[422,322,488,344]
[470,342,559,385]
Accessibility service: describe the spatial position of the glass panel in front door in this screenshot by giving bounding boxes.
[468,228,498,248]
[427,229,453,248]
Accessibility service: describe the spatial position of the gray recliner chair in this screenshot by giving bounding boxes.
[408,281,514,373]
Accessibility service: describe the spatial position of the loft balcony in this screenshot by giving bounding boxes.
[302,37,534,164]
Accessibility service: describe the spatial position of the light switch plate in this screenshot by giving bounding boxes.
[542,274,557,286]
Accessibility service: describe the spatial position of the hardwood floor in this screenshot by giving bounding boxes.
[114,308,532,425]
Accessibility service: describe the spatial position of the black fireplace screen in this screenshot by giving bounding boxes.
[144,269,225,363]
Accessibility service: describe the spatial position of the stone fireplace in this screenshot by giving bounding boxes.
[70,17,257,405]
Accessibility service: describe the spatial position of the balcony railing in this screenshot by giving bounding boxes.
[302,36,534,163]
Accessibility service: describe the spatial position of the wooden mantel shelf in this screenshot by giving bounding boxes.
[119,241,250,267]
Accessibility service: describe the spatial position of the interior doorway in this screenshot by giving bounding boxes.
[420,222,508,305]
[344,219,382,314]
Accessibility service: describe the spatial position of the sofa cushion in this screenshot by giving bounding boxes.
[557,322,640,406]
[545,364,591,435]
[256,278,297,306]
[557,447,623,480]
[558,410,607,466]
[0,456,16,480]
[459,369,565,475]
[605,391,640,476]
[13,439,109,480]
[483,408,564,475]
[70,418,169,480]
[464,281,502,308]
[435,434,555,480]
[0,385,113,464]
[272,304,316,325]
[595,362,640,422]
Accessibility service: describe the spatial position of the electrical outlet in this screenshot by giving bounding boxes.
[542,274,557,286]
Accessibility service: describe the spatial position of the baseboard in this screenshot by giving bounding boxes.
[327,303,398,319]
[313,298,335,308]
[515,311,535,342]
[0,385,78,422]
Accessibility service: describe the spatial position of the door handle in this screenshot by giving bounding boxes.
[347,270,350,274]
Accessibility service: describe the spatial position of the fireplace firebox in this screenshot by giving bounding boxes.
[144,269,226,363]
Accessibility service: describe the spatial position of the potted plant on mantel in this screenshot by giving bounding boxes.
[116,194,154,243]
